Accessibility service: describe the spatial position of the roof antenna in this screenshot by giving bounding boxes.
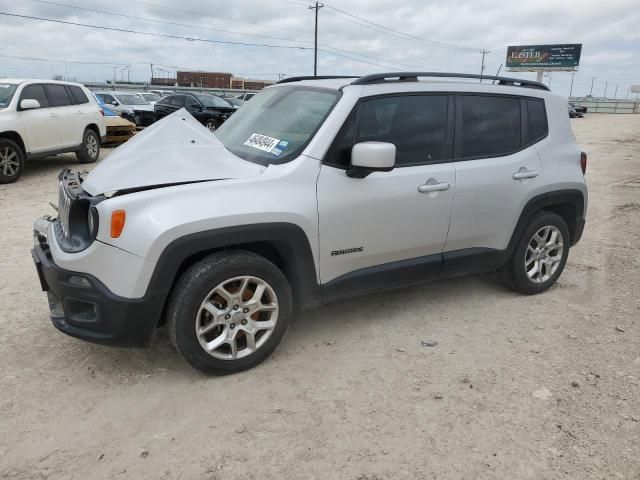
[492,64,503,84]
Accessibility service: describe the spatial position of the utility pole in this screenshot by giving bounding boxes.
[613,85,618,99]
[479,49,488,82]
[589,76,595,97]
[308,2,323,76]
[625,87,630,99]
[569,72,575,98]
[603,81,608,99]
[150,63,154,85]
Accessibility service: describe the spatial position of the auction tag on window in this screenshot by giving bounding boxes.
[244,133,282,154]
[0,84,11,89]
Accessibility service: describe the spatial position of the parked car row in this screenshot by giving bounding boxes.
[0,78,255,183]
[93,90,241,131]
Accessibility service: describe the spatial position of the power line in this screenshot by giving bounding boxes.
[322,4,481,53]
[127,0,311,37]
[29,0,308,46]
[26,0,426,73]
[0,11,313,50]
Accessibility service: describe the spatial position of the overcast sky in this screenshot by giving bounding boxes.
[0,0,638,98]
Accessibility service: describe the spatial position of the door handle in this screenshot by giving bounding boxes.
[513,169,539,180]
[418,182,450,193]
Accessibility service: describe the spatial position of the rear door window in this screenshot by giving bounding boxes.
[20,84,50,108]
[45,84,72,107]
[457,95,521,158]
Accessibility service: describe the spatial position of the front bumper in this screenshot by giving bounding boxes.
[32,237,165,348]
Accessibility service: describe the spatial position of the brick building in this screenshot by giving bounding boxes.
[176,71,233,88]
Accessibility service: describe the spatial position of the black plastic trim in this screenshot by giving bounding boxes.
[144,223,321,312]
[276,75,359,84]
[351,72,550,90]
[322,254,442,303]
[32,244,164,347]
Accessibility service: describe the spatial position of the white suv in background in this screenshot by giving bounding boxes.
[93,91,155,127]
[0,79,105,183]
[32,72,587,374]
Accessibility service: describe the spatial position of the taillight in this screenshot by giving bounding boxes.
[580,151,587,174]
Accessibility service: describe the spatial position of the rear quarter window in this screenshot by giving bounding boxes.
[67,86,89,105]
[527,98,548,143]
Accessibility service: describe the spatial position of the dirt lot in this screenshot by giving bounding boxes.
[1,114,639,480]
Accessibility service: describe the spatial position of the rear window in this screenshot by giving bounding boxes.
[20,84,50,108]
[458,95,521,158]
[67,85,89,105]
[527,98,547,143]
[45,84,72,107]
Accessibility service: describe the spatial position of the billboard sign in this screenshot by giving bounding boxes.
[506,44,582,71]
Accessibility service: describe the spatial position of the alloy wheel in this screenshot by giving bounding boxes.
[86,134,98,159]
[525,225,564,283]
[195,276,279,360]
[0,146,19,177]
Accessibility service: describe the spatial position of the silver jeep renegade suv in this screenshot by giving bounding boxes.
[32,72,588,374]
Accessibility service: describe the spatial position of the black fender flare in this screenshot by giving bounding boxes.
[145,223,321,313]
[507,189,586,254]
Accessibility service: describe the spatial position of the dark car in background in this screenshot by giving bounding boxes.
[154,93,236,131]
[569,102,587,114]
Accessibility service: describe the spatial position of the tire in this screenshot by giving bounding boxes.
[0,138,25,184]
[75,129,100,164]
[498,211,570,295]
[204,118,219,132]
[167,250,293,374]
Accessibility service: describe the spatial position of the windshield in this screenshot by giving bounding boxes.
[226,97,242,106]
[0,83,18,109]
[117,94,149,105]
[141,93,161,101]
[215,86,339,164]
[194,94,232,108]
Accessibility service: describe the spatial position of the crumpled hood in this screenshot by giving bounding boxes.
[82,109,265,195]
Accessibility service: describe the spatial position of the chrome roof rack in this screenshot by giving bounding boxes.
[350,72,549,91]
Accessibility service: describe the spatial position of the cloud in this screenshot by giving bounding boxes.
[0,0,637,96]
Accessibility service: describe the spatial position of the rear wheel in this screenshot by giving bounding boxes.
[498,211,570,294]
[0,138,24,184]
[167,250,293,374]
[76,129,100,164]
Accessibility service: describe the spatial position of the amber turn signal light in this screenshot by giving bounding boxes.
[111,210,126,238]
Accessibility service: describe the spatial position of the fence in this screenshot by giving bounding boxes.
[83,81,259,97]
[571,100,640,114]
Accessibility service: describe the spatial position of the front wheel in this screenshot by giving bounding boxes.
[167,250,293,374]
[0,138,25,183]
[204,118,219,132]
[76,129,100,164]
[498,211,570,294]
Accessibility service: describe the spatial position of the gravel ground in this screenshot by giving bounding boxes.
[1,114,639,480]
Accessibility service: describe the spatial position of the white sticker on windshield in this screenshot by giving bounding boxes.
[0,84,11,89]
[244,133,282,154]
